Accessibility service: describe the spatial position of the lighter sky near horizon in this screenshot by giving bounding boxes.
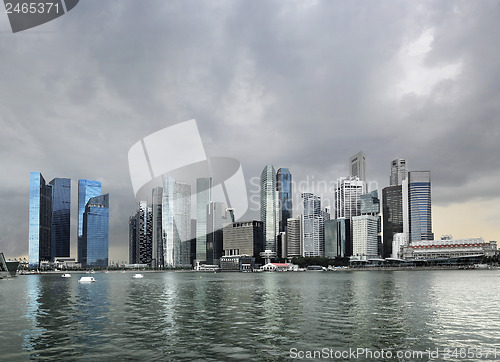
[1,1,499,262]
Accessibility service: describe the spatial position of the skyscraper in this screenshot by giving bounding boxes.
[152,187,163,267]
[301,193,324,257]
[196,177,212,264]
[352,214,379,260]
[206,201,231,265]
[276,168,292,233]
[382,185,404,258]
[390,158,408,186]
[408,171,433,242]
[134,201,152,265]
[260,165,277,252]
[286,216,302,257]
[162,175,191,268]
[334,176,365,219]
[78,179,102,264]
[128,216,137,264]
[82,194,109,268]
[28,172,53,268]
[49,178,71,259]
[349,151,366,182]
[324,218,351,258]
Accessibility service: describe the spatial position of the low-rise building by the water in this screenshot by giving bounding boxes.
[402,238,497,260]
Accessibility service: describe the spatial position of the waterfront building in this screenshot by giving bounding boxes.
[382,185,404,258]
[49,178,71,259]
[324,218,351,258]
[196,177,212,264]
[402,238,496,260]
[390,158,408,186]
[222,220,264,258]
[351,215,379,260]
[261,165,277,252]
[151,187,163,267]
[81,194,109,268]
[286,216,301,257]
[162,176,191,268]
[206,201,232,265]
[78,179,102,264]
[29,172,53,268]
[391,233,407,259]
[276,168,292,233]
[220,255,255,271]
[349,151,366,182]
[128,216,137,264]
[132,201,153,265]
[408,171,433,242]
[301,193,324,257]
[334,176,365,219]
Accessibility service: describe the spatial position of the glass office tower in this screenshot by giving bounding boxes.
[196,177,212,264]
[78,179,102,264]
[82,194,109,268]
[260,165,277,252]
[408,171,434,242]
[301,193,324,257]
[382,185,404,258]
[28,172,53,268]
[49,178,71,259]
[276,168,292,233]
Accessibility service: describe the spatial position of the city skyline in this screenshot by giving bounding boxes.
[2,2,500,262]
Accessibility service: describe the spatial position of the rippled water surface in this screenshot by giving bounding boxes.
[1,270,499,361]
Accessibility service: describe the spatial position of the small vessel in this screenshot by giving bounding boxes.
[132,273,144,279]
[79,276,96,283]
[61,273,71,278]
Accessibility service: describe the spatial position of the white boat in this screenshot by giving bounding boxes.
[61,273,71,278]
[79,276,96,283]
[132,273,144,279]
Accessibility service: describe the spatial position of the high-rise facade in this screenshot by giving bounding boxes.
[260,165,277,252]
[324,218,351,258]
[206,201,231,265]
[301,193,324,257]
[390,158,408,186]
[49,178,71,259]
[382,185,404,258]
[196,177,212,264]
[151,187,163,267]
[335,176,365,219]
[276,168,292,233]
[82,194,109,268]
[134,201,153,265]
[162,175,191,268]
[222,221,264,258]
[349,151,366,182]
[128,216,137,264]
[78,179,102,264]
[408,171,433,242]
[28,172,53,268]
[352,215,379,260]
[286,216,302,257]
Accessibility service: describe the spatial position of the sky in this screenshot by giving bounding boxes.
[1,0,499,263]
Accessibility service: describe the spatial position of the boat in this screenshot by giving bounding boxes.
[79,276,96,283]
[61,273,71,278]
[0,253,19,278]
[132,273,144,279]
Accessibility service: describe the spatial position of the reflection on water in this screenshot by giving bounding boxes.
[1,270,499,360]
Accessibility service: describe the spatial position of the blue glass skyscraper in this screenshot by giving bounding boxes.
[82,194,109,268]
[78,179,102,264]
[276,168,292,233]
[28,172,52,268]
[408,171,433,242]
[260,165,277,252]
[49,178,71,259]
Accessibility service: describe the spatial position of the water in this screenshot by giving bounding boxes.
[1,270,499,361]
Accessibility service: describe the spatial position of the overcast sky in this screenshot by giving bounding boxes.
[1,0,499,262]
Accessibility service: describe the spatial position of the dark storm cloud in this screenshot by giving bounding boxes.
[1,0,499,259]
